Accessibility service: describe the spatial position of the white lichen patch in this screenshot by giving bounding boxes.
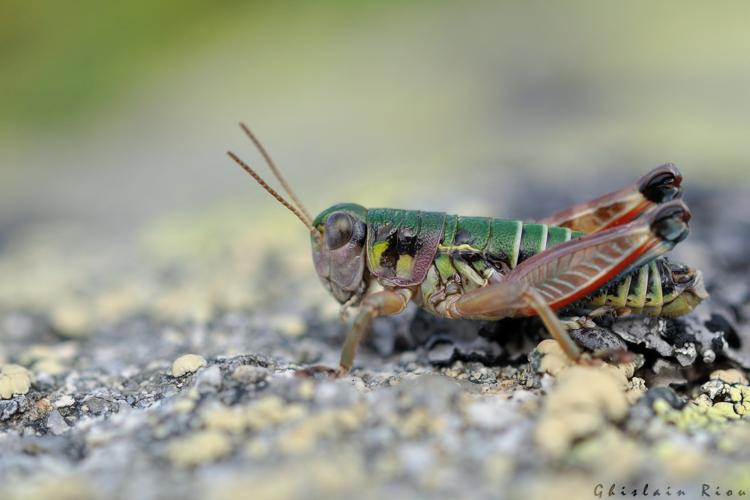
[0,364,32,399]
[171,354,207,377]
[167,430,232,468]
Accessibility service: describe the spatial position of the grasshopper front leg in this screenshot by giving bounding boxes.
[296,288,413,377]
[451,200,691,362]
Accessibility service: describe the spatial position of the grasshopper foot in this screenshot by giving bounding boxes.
[294,365,349,379]
[639,163,682,203]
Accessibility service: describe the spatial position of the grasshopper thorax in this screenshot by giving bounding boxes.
[311,203,370,304]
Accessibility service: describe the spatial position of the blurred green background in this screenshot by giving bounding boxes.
[2,1,749,226]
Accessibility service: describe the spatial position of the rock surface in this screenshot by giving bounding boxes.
[1,183,749,499]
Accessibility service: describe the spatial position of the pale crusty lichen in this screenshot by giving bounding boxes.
[535,364,630,457]
[212,451,368,500]
[534,339,575,376]
[201,396,309,436]
[50,302,93,338]
[653,440,708,479]
[0,364,32,399]
[532,340,647,458]
[20,344,71,376]
[269,314,306,338]
[171,354,207,377]
[1,474,93,500]
[201,397,365,457]
[710,368,749,385]
[167,430,232,468]
[276,405,366,455]
[568,428,644,478]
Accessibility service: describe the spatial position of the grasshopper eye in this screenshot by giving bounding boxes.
[325,213,354,249]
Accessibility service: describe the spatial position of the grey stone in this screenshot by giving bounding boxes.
[46,410,69,435]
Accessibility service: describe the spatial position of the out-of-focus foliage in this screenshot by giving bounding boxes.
[1,1,749,233]
[1,0,241,131]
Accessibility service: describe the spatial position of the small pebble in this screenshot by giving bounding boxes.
[47,410,70,435]
[196,365,222,392]
[54,395,76,408]
[232,365,268,384]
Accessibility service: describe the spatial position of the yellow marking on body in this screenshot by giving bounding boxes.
[435,254,455,280]
[370,240,389,267]
[396,254,414,279]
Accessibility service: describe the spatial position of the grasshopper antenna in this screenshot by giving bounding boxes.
[238,122,314,226]
[227,151,323,243]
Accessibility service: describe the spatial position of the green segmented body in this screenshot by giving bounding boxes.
[364,208,676,317]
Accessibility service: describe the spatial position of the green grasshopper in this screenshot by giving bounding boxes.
[228,123,708,376]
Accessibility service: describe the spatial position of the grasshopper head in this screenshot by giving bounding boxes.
[311,203,369,304]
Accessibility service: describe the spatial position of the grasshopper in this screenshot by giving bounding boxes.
[228,124,707,376]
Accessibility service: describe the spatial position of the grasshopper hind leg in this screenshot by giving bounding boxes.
[540,163,682,233]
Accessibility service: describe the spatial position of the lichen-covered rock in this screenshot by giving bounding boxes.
[1,183,749,498]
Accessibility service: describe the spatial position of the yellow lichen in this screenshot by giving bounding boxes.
[171,354,207,377]
[653,375,750,431]
[0,364,32,399]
